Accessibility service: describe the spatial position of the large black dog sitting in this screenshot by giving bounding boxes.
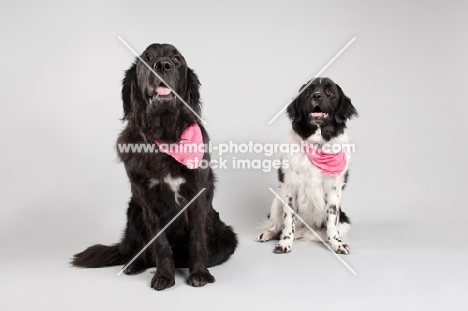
[72,44,237,291]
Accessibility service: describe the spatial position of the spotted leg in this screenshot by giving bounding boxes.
[325,185,350,255]
[274,196,295,254]
[257,197,281,242]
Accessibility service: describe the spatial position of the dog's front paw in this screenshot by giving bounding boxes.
[189,270,216,287]
[151,274,175,291]
[336,243,351,255]
[273,240,292,254]
[330,241,351,255]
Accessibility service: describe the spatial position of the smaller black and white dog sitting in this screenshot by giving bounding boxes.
[257,77,358,254]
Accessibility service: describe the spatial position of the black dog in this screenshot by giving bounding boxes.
[72,44,237,290]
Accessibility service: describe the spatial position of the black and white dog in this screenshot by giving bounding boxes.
[257,78,358,254]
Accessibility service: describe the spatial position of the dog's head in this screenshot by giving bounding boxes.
[121,44,201,128]
[287,77,357,140]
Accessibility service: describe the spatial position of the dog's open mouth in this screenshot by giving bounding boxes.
[310,107,329,119]
[150,83,173,102]
[156,85,171,96]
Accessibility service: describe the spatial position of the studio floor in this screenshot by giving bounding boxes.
[2,222,466,311]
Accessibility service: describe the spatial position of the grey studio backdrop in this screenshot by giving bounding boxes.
[1,0,467,310]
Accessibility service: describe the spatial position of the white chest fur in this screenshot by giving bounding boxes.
[148,174,186,205]
[281,129,350,228]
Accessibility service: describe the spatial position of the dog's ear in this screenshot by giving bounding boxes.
[186,67,202,114]
[287,83,307,122]
[286,97,301,122]
[335,84,358,123]
[121,62,137,121]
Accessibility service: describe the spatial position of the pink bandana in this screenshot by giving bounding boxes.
[154,123,204,169]
[304,144,347,176]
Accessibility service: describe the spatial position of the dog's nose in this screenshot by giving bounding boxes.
[154,60,173,71]
[312,92,322,100]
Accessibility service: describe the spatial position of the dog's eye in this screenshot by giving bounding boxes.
[326,89,333,96]
[173,56,180,63]
[144,55,150,62]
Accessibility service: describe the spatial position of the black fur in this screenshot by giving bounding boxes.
[339,210,351,224]
[287,77,358,141]
[277,167,284,183]
[72,44,237,290]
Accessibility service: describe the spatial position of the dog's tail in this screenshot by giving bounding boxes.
[71,244,129,268]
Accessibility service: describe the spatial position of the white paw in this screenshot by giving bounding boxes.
[336,243,351,254]
[273,240,292,254]
[256,230,277,242]
[329,240,350,255]
[327,233,350,254]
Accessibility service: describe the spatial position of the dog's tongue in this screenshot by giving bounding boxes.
[156,86,171,96]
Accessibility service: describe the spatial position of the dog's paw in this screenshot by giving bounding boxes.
[330,241,351,255]
[122,260,146,275]
[273,240,292,254]
[189,270,216,287]
[336,243,351,255]
[256,230,276,242]
[151,274,175,291]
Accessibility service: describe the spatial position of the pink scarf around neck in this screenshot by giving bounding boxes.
[154,123,204,169]
[303,143,347,176]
